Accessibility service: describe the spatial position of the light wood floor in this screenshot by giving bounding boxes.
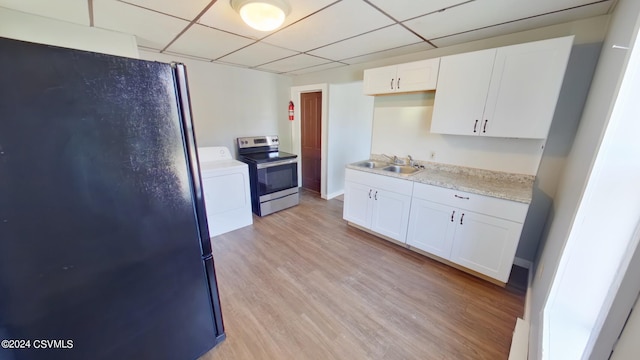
[201,189,525,360]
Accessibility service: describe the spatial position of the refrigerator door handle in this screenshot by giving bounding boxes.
[173,63,213,256]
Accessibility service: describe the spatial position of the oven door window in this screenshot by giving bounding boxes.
[257,162,298,195]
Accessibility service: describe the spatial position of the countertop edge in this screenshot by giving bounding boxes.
[345,163,533,204]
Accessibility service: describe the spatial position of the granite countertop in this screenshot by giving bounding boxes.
[346,157,534,204]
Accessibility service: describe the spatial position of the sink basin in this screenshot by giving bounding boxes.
[381,165,420,175]
[355,160,386,169]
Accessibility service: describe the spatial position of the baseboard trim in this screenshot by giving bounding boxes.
[508,318,530,360]
[524,261,534,322]
[325,190,344,200]
[514,257,533,269]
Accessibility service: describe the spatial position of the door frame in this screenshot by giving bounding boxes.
[290,84,328,199]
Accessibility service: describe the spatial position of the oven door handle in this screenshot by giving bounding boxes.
[256,158,298,169]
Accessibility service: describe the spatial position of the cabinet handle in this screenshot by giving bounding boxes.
[460,213,465,225]
[397,78,401,89]
[454,194,469,200]
[451,210,455,222]
[374,191,378,200]
[483,120,488,133]
[390,78,394,90]
[369,189,372,199]
[473,120,478,133]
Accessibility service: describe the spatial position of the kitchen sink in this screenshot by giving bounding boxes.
[355,160,386,169]
[381,165,421,175]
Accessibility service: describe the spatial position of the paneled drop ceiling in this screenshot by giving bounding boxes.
[0,0,617,75]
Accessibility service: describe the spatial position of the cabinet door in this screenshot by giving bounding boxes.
[431,49,496,136]
[482,36,573,139]
[370,189,411,242]
[363,65,397,95]
[343,181,372,228]
[396,58,440,92]
[450,211,523,282]
[406,199,456,259]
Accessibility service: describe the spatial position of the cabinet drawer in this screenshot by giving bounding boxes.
[346,169,414,196]
[412,182,528,223]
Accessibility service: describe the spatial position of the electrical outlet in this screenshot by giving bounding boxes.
[430,151,436,160]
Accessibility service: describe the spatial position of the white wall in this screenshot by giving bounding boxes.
[0,7,138,58]
[327,82,374,199]
[528,0,640,358]
[139,51,292,155]
[544,12,640,357]
[371,93,546,175]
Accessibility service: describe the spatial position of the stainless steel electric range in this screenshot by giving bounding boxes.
[237,135,298,216]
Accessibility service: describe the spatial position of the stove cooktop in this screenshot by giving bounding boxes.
[240,151,297,164]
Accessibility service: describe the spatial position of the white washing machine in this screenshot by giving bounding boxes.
[198,146,252,237]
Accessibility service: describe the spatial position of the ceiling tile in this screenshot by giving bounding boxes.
[255,54,331,73]
[340,42,435,65]
[93,0,188,50]
[404,0,608,40]
[166,24,255,60]
[163,50,217,62]
[308,25,425,61]
[263,0,395,52]
[366,0,471,21]
[198,0,337,40]
[217,42,298,67]
[0,0,89,25]
[120,0,213,20]
[431,1,613,47]
[287,62,346,75]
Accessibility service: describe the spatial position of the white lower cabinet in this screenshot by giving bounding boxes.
[344,169,530,283]
[343,181,371,228]
[449,210,524,282]
[406,182,529,283]
[406,199,456,259]
[343,169,413,243]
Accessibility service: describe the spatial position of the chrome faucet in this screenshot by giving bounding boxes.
[381,154,395,163]
[408,155,414,166]
[382,154,404,165]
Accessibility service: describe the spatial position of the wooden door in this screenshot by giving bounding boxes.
[301,91,322,193]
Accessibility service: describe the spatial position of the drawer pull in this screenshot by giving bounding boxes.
[454,194,470,200]
[369,189,372,199]
[450,210,455,222]
[390,78,394,90]
[374,191,378,200]
[460,213,465,225]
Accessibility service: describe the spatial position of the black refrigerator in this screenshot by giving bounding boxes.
[0,37,225,360]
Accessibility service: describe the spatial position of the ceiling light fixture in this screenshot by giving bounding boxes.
[230,0,291,32]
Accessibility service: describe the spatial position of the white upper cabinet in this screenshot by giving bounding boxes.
[363,58,440,95]
[363,65,397,94]
[430,48,496,136]
[431,36,574,139]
